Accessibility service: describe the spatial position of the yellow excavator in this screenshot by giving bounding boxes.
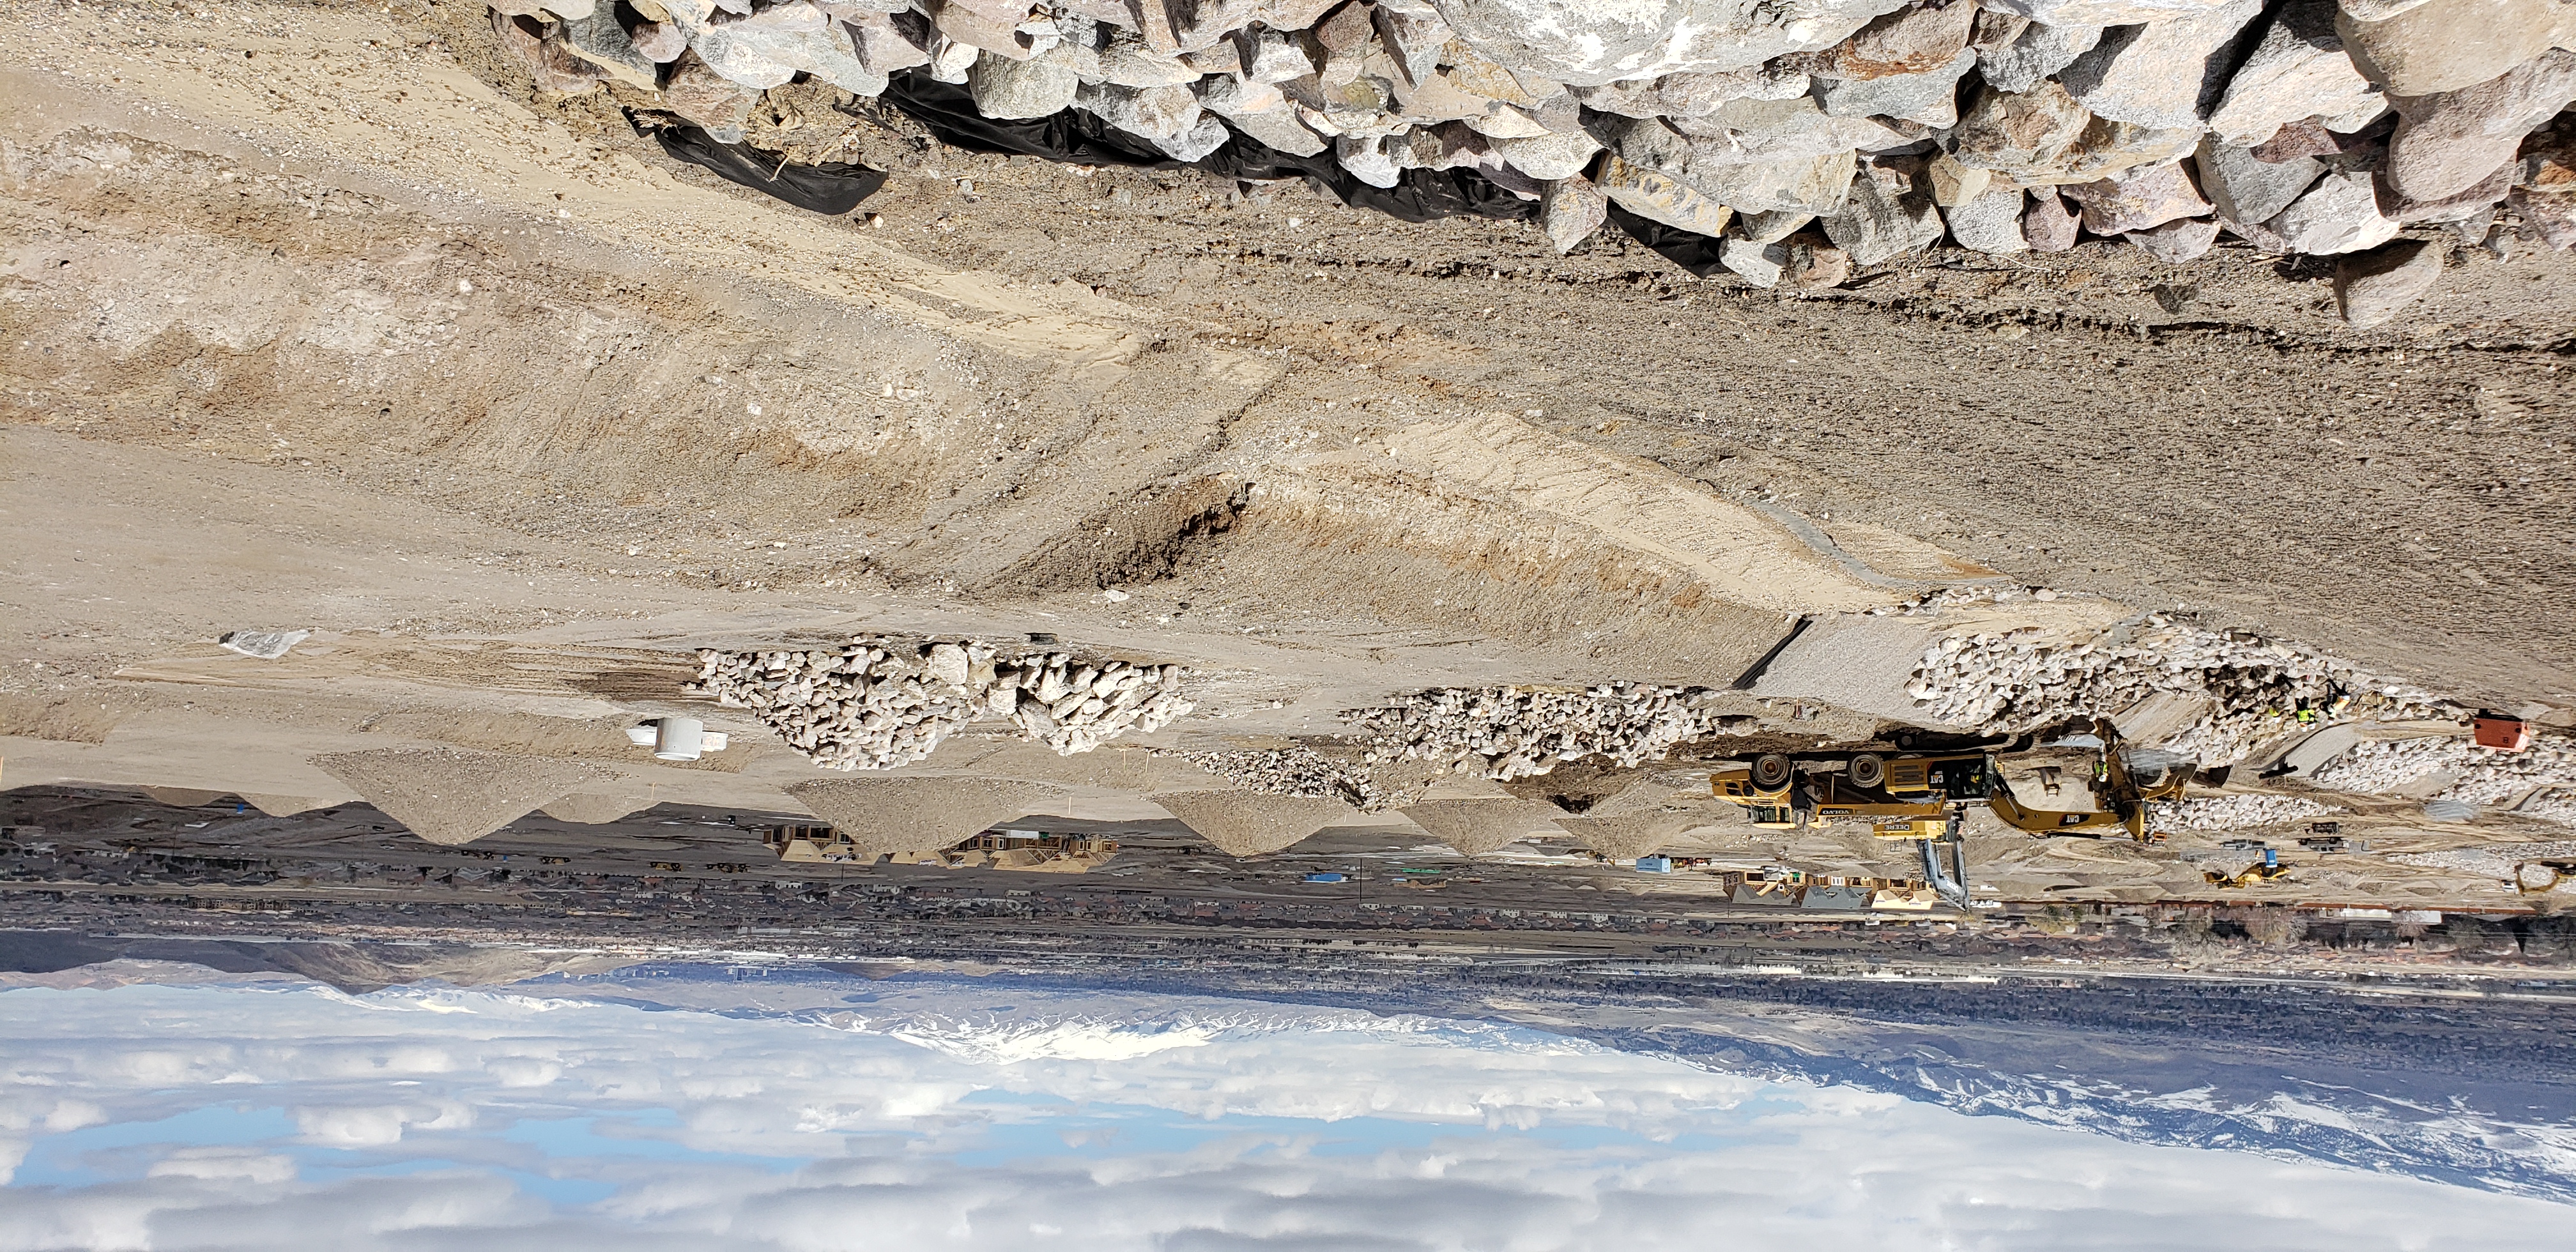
[1709,719,2191,842]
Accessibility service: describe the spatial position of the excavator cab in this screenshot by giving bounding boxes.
[1986,720,2192,841]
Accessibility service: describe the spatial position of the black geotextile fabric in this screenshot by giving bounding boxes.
[654,125,889,215]
[1603,203,1726,278]
[880,72,1540,225]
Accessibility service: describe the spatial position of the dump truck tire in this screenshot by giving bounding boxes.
[1850,753,1885,789]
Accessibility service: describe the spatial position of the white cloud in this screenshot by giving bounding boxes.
[0,979,2566,1252]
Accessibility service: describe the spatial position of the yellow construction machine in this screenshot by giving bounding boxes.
[1709,719,2191,842]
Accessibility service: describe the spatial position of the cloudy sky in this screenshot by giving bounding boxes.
[3,973,2570,1251]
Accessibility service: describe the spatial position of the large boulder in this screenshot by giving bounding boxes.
[693,0,884,93]
[2062,159,2212,233]
[1977,20,2103,94]
[1427,0,1910,87]
[2384,50,2576,201]
[1813,49,1979,125]
[1685,148,1861,215]
[1821,160,1945,264]
[2338,0,2576,97]
[1598,153,1737,234]
[2333,238,2445,326]
[969,44,1083,118]
[1975,0,2254,19]
[2057,0,2265,130]
[2193,136,2325,225]
[1796,1,1980,79]
[1947,80,2204,185]
[1539,173,1610,252]
[1943,181,2033,253]
[2205,0,2382,146]
[2266,167,2405,253]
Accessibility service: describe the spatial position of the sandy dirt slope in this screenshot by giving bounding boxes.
[3,1,2567,711]
[0,0,2570,850]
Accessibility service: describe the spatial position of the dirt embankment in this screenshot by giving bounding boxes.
[1,0,2571,758]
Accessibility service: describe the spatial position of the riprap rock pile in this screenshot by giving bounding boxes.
[2310,731,2576,823]
[1345,683,1736,780]
[1175,745,1390,809]
[491,0,2576,314]
[1906,616,2444,762]
[691,637,1193,768]
[2146,793,2340,831]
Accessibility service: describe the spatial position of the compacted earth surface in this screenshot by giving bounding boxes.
[4,0,2575,961]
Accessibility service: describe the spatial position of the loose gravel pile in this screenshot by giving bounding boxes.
[1175,746,1389,811]
[1344,683,1737,781]
[1906,616,2444,763]
[691,637,1193,770]
[2147,793,2342,832]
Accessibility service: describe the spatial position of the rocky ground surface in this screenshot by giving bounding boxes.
[1,1,2573,913]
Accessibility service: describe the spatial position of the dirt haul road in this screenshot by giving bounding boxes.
[1,0,2572,829]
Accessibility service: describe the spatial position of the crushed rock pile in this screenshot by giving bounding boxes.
[1343,683,1739,781]
[492,0,2575,319]
[2308,731,2576,824]
[2147,793,2342,831]
[2308,735,2476,791]
[1173,746,1390,810]
[691,637,1192,769]
[1906,615,2445,763]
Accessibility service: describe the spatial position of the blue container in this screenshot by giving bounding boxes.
[1304,872,1346,883]
[1636,856,1673,873]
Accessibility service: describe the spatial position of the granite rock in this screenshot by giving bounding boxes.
[2333,237,2444,324]
[1813,48,1979,126]
[1686,147,1860,214]
[2126,213,2222,260]
[1737,208,1818,241]
[1974,0,2261,20]
[2384,50,2576,201]
[1976,19,2103,95]
[2064,159,2212,232]
[2193,135,2325,224]
[1539,173,1609,251]
[1784,240,1854,287]
[1798,1,1981,80]
[2266,167,2405,252]
[554,5,660,87]
[1078,80,1203,141]
[2338,0,2576,97]
[1943,180,2032,252]
[969,45,1082,118]
[1197,75,1331,155]
[1719,235,1790,286]
[1598,153,1737,234]
[2058,0,2265,130]
[2023,188,2082,250]
[1429,0,1910,88]
[2205,0,2382,146]
[1492,128,1603,180]
[1821,160,1946,263]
